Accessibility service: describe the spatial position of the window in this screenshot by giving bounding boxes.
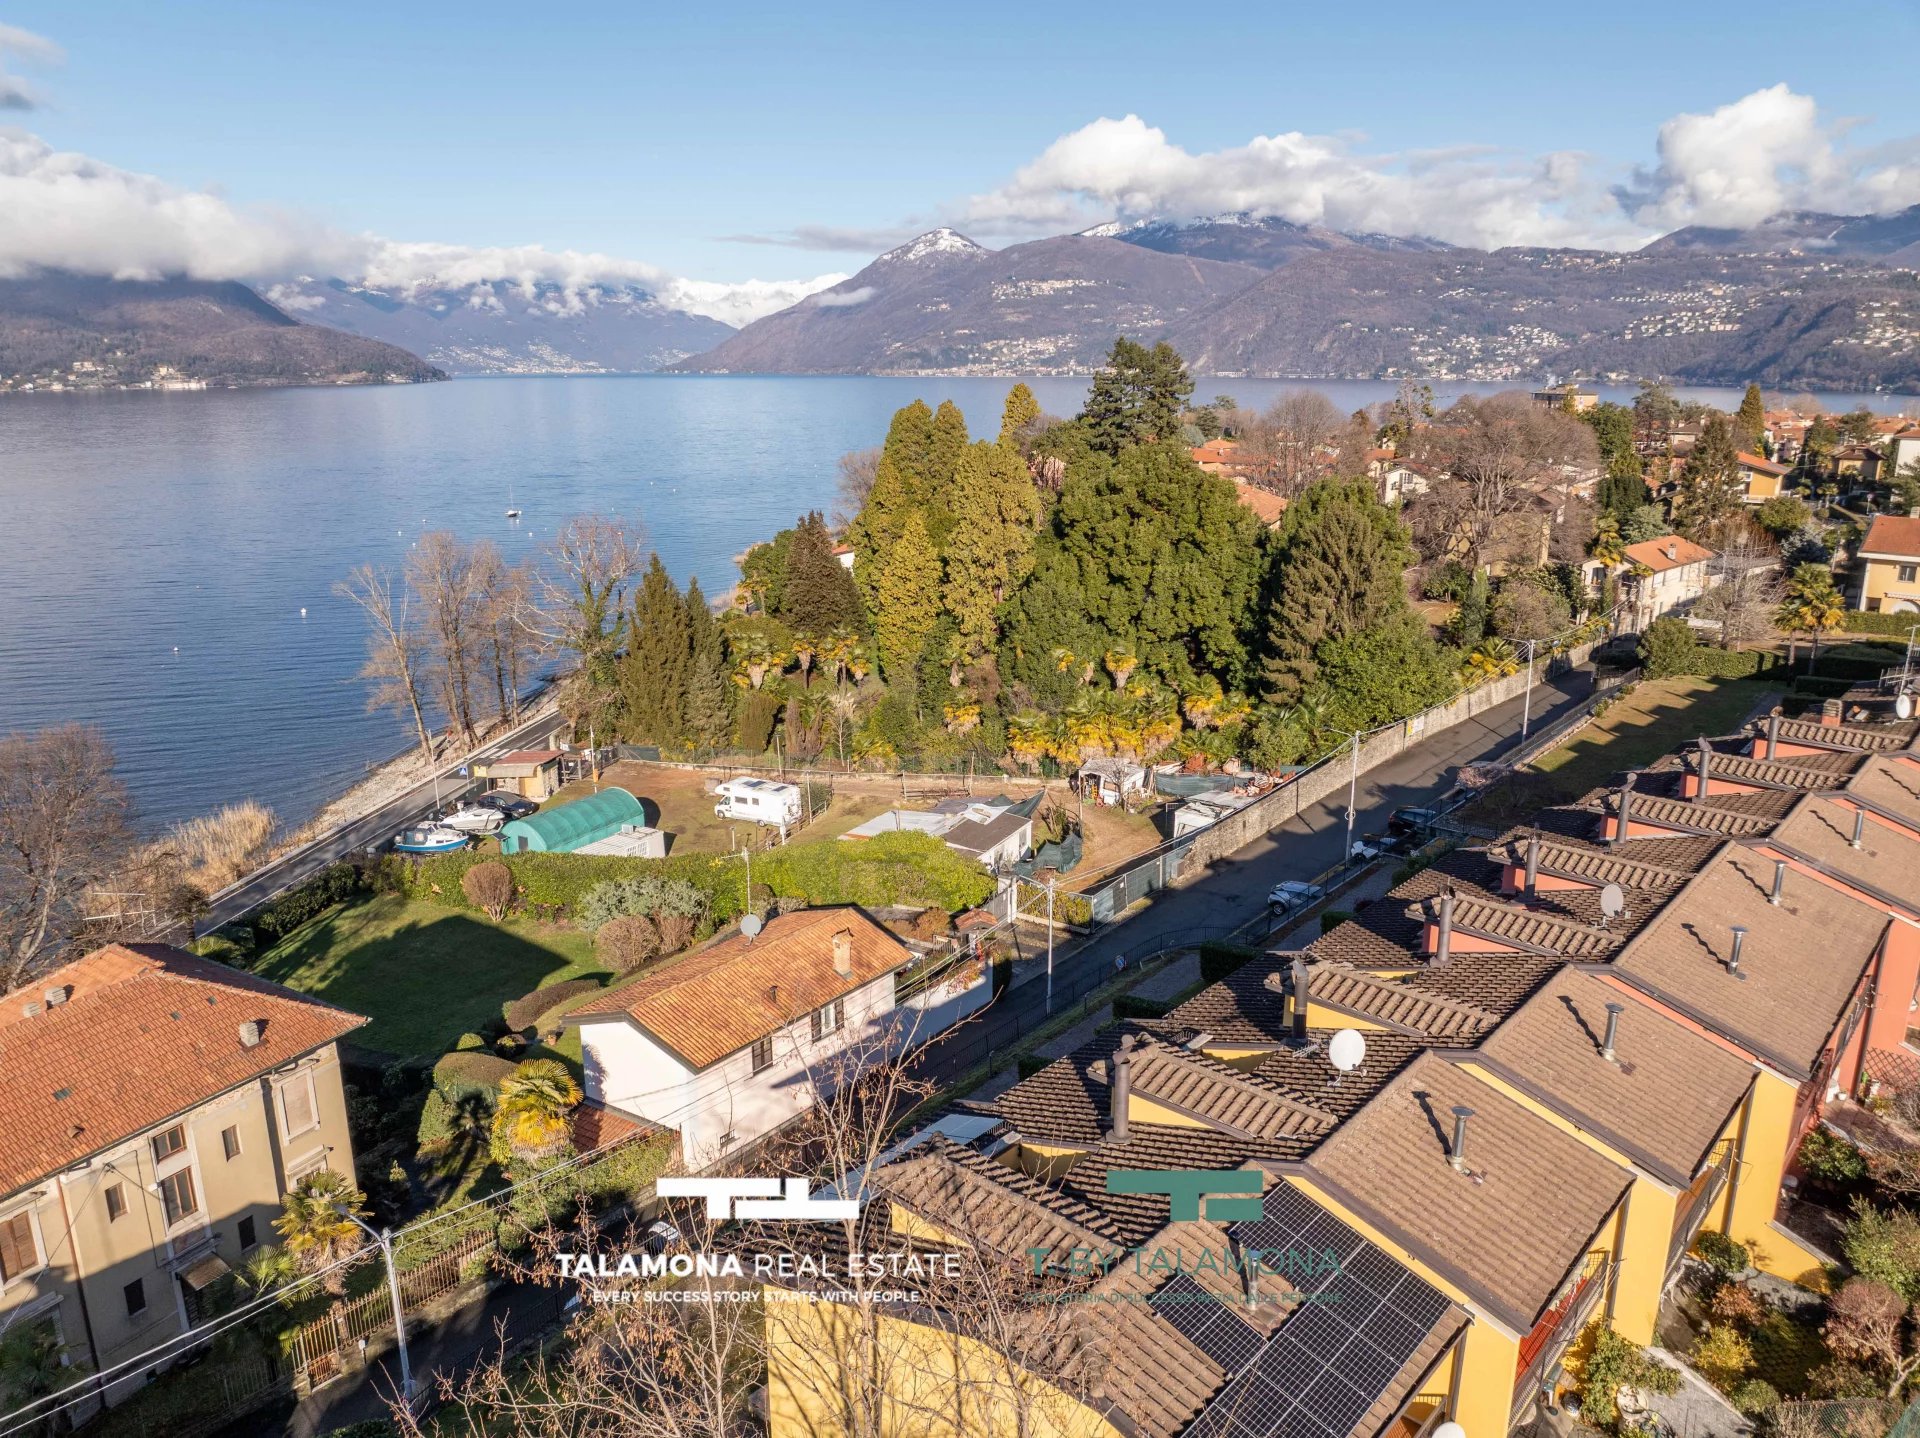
[1900,564,1918,584]
[158,1169,198,1226]
[810,999,842,1041]
[0,1211,39,1283]
[151,1125,186,1165]
[221,1126,241,1162]
[123,1278,146,1317]
[750,1036,774,1074]
[277,1074,318,1139]
[237,1216,257,1252]
[105,1184,126,1222]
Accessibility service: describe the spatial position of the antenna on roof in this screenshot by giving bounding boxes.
[1598,883,1626,928]
[1327,1029,1366,1086]
[740,913,764,942]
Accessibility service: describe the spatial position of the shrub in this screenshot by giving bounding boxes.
[433,1050,517,1095]
[1844,611,1920,637]
[191,933,249,968]
[1691,1323,1756,1390]
[1709,1280,1768,1330]
[1808,1360,1883,1399]
[1112,995,1173,1020]
[460,861,516,921]
[1577,1325,1681,1429]
[1792,676,1854,698]
[1639,617,1700,678]
[504,977,603,1034]
[253,863,363,943]
[1017,1054,1053,1080]
[1318,909,1353,934]
[1841,1201,1920,1302]
[1199,942,1260,984]
[1798,1128,1869,1187]
[1696,1229,1751,1277]
[907,907,953,943]
[598,913,662,972]
[1728,1378,1780,1417]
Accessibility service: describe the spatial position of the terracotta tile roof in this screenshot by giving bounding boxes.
[1443,893,1624,959]
[1763,794,1920,917]
[1610,846,1890,1078]
[1861,515,1920,560]
[1490,834,1693,892]
[1694,749,1862,790]
[1123,1035,1336,1142]
[1760,716,1917,754]
[1298,963,1499,1041]
[1623,535,1715,572]
[1474,969,1754,1188]
[1736,452,1790,477]
[1302,1053,1632,1333]
[566,907,911,1070]
[878,1134,1126,1257]
[1232,480,1288,525]
[1597,790,1785,838]
[568,1099,660,1154]
[0,943,366,1199]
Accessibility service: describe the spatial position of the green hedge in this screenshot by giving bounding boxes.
[254,863,364,944]
[1112,994,1174,1020]
[1843,612,1920,636]
[1017,1054,1054,1080]
[505,977,604,1034]
[1199,942,1261,984]
[1791,675,1853,698]
[399,832,994,921]
[1686,647,1778,679]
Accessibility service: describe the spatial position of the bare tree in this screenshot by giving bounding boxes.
[1412,392,1597,569]
[0,725,131,992]
[833,447,883,529]
[472,541,536,726]
[529,516,649,725]
[408,531,486,747]
[1694,529,1783,649]
[1236,389,1353,496]
[336,563,436,761]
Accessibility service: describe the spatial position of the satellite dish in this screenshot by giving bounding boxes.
[1899,691,1915,721]
[1599,883,1626,921]
[1328,1028,1367,1074]
[1432,1425,1467,1438]
[740,913,764,939]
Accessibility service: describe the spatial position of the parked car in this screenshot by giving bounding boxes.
[1268,880,1325,915]
[1387,806,1440,836]
[474,791,538,819]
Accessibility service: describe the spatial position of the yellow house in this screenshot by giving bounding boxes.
[1735,451,1790,503]
[1854,514,1920,614]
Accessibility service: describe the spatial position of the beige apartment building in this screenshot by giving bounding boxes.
[0,943,365,1408]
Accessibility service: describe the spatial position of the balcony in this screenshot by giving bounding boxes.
[1512,1253,1608,1424]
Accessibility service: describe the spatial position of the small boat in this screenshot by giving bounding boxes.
[505,508,522,519]
[440,803,506,834]
[391,824,471,854]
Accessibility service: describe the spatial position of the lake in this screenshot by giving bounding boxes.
[2,373,1915,831]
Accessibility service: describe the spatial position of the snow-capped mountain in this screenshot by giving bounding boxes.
[1084,212,1452,269]
[874,228,989,265]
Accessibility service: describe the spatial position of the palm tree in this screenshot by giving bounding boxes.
[1007,711,1049,773]
[1589,514,1625,568]
[274,1169,369,1293]
[1103,647,1138,690]
[1776,562,1845,672]
[0,1320,76,1432]
[491,1059,582,1170]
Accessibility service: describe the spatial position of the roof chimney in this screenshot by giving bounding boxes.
[43,986,68,1008]
[1694,736,1711,804]
[1821,697,1844,728]
[1523,831,1541,900]
[1448,1105,1474,1172]
[832,928,853,978]
[1770,859,1787,906]
[1433,889,1455,967]
[1727,925,1748,979]
[1613,773,1635,844]
[1601,1002,1624,1062]
[1108,1035,1134,1144]
[1767,708,1782,759]
[1290,957,1310,1044]
[1852,808,1867,850]
[238,1020,262,1049]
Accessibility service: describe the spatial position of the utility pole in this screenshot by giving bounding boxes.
[1343,730,1360,861]
[336,1209,415,1411]
[1046,876,1056,1015]
[1521,638,1538,742]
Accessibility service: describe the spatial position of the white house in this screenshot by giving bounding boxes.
[566,908,918,1166]
[713,777,803,827]
[840,798,1034,872]
[1620,534,1719,630]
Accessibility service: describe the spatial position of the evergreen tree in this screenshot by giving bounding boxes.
[873,512,942,683]
[780,511,863,636]
[1316,611,1456,731]
[1000,383,1041,446]
[1734,383,1766,454]
[1671,413,1743,541]
[882,399,934,495]
[1800,413,1838,478]
[943,441,1040,659]
[1081,338,1194,455]
[997,543,1109,710]
[1260,478,1419,704]
[682,578,732,750]
[619,555,691,744]
[1596,466,1651,517]
[921,399,970,546]
[846,455,914,610]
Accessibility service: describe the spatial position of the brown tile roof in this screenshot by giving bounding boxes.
[1736,452,1790,477]
[1695,749,1863,790]
[1166,962,1292,1044]
[1624,535,1715,572]
[1060,1128,1287,1243]
[1845,757,1920,824]
[0,943,366,1199]
[1763,795,1920,917]
[568,1099,660,1154]
[1124,1035,1336,1142]
[878,1134,1125,1257]
[566,907,911,1070]
[1490,834,1693,892]
[1302,1053,1632,1333]
[1861,515,1920,560]
[1610,846,1891,1078]
[1473,969,1754,1188]
[1443,893,1624,959]
[1598,790,1783,838]
[1760,716,1917,754]
[1299,963,1499,1041]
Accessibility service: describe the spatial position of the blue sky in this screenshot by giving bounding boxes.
[3,0,1918,298]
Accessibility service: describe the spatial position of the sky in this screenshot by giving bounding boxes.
[3,0,1920,320]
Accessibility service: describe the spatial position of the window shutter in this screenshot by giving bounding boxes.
[280,1076,317,1135]
[0,1212,37,1280]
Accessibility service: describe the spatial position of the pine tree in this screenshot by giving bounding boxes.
[873,513,941,683]
[882,400,935,497]
[1671,413,1743,542]
[921,399,970,546]
[1082,338,1194,455]
[780,511,863,636]
[619,555,691,744]
[682,578,732,750]
[1000,383,1041,446]
[1733,383,1766,454]
[942,441,1040,659]
[846,455,914,609]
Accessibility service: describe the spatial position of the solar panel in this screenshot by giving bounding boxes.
[1148,1273,1264,1374]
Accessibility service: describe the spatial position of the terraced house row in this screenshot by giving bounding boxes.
[763,707,1920,1438]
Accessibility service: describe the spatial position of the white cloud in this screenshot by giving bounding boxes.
[0,23,60,111]
[954,92,1920,250]
[660,273,846,326]
[808,285,876,309]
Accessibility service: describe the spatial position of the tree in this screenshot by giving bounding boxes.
[846,454,915,609]
[683,579,733,750]
[1776,562,1845,670]
[1801,413,1839,479]
[943,441,1039,659]
[1825,1278,1920,1398]
[461,860,516,921]
[408,531,486,746]
[999,383,1041,447]
[490,1058,581,1170]
[1596,466,1651,517]
[781,511,863,638]
[620,555,692,744]
[274,1169,368,1294]
[1639,617,1700,677]
[1081,337,1194,455]
[872,512,942,684]
[1415,392,1595,569]
[1262,478,1420,704]
[1734,382,1767,454]
[1672,413,1744,542]
[1377,378,1435,450]
[1491,580,1572,643]
[0,725,130,994]
[881,398,935,496]
[1314,613,1457,732]
[1239,389,1351,496]
[472,542,535,726]
[921,400,970,544]
[1893,460,1920,516]
[832,446,882,528]
[335,563,435,761]
[1755,494,1813,538]
[1621,503,1670,544]
[530,515,647,724]
[1692,530,1783,649]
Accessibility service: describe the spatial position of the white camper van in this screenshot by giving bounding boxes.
[713,777,803,827]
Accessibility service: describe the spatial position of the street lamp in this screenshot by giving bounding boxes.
[1328,729,1362,861]
[1520,638,1539,742]
[335,1205,416,1409]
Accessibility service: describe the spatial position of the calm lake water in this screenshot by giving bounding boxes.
[3,373,1916,831]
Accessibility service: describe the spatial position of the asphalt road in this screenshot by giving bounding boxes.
[202,705,565,932]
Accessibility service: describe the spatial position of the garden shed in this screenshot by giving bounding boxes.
[500,786,650,854]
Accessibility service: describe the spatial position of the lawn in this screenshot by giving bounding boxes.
[255,893,606,1057]
[1527,674,1785,802]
